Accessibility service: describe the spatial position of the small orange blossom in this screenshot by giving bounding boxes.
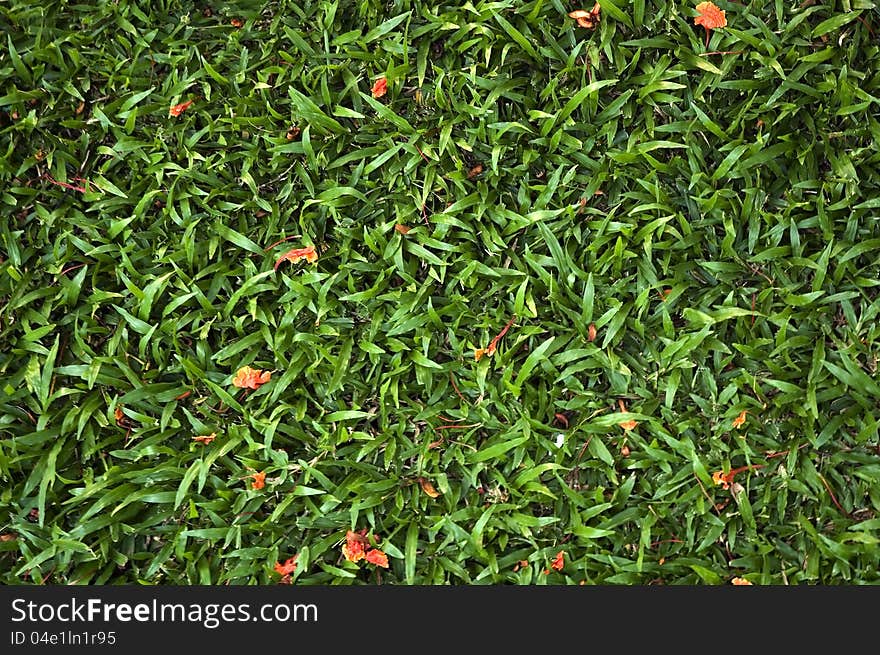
[248,471,266,490]
[274,555,298,576]
[694,2,727,47]
[232,366,272,390]
[371,77,388,99]
[169,100,193,117]
[365,548,389,568]
[274,245,318,271]
[192,432,217,445]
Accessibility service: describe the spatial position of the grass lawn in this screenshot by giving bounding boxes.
[2,0,880,585]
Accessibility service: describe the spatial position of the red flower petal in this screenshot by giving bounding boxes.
[249,471,266,490]
[365,548,389,568]
[232,366,272,389]
[274,245,318,271]
[273,555,298,576]
[371,77,388,99]
[169,100,193,117]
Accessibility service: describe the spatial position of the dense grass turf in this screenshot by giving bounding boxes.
[2,0,880,585]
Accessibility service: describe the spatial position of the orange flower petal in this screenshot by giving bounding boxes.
[249,471,266,490]
[365,548,389,568]
[587,323,597,342]
[712,470,731,490]
[732,410,748,429]
[342,530,368,563]
[418,477,441,498]
[394,224,411,234]
[274,245,318,271]
[371,77,388,99]
[568,3,601,28]
[169,100,193,117]
[731,577,753,585]
[619,419,638,431]
[694,2,727,30]
[551,550,565,571]
[192,432,217,444]
[273,555,298,576]
[475,316,516,362]
[232,366,272,390]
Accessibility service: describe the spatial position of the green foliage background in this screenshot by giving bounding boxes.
[2,0,880,584]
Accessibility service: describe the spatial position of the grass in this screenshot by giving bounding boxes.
[1,0,880,586]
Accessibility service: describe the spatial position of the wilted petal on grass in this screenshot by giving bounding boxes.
[169,100,193,116]
[731,410,748,429]
[342,530,368,563]
[474,316,517,362]
[694,2,727,30]
[274,555,298,576]
[232,366,272,390]
[568,3,601,29]
[274,245,318,270]
[371,77,388,98]
[694,1,727,47]
[365,548,389,568]
[418,477,441,498]
[248,471,266,490]
[192,432,217,444]
[712,470,731,490]
[587,323,597,342]
[617,400,638,431]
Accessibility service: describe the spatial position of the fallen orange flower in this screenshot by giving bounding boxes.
[274,555,298,576]
[712,464,764,490]
[587,322,597,342]
[274,244,318,271]
[192,432,217,445]
[551,550,565,571]
[618,399,638,431]
[371,77,388,99]
[731,410,748,429]
[513,560,529,572]
[394,224,411,235]
[169,100,193,117]
[342,529,368,563]
[569,3,601,29]
[248,471,266,490]
[474,315,516,361]
[417,477,441,498]
[232,365,272,390]
[365,548,389,568]
[694,2,727,47]
[731,577,753,585]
